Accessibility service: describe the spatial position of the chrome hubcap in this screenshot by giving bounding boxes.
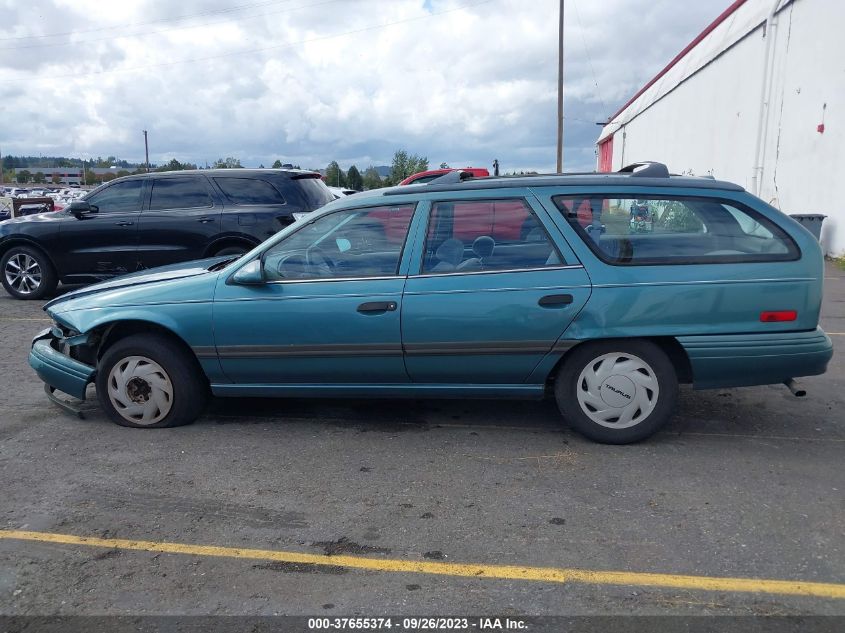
[576,352,659,429]
[4,253,42,295]
[107,356,173,425]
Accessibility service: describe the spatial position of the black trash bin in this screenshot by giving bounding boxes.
[789,214,826,241]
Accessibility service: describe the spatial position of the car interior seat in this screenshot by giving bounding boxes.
[456,236,495,271]
[431,238,465,272]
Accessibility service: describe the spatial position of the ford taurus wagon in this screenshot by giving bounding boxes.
[29,163,833,443]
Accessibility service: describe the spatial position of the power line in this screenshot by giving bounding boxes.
[1,0,343,51]
[0,0,291,41]
[571,0,608,116]
[0,0,495,83]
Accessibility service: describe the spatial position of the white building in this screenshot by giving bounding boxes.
[596,0,844,256]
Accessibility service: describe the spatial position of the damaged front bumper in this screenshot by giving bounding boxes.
[28,328,96,401]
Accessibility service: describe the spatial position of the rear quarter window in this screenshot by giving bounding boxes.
[552,195,799,265]
[214,177,286,205]
[294,177,336,210]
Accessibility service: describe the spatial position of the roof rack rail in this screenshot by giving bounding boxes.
[427,169,475,185]
[617,162,670,178]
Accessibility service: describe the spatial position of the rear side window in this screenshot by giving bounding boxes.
[553,195,799,265]
[214,177,286,205]
[149,177,213,210]
[422,198,563,274]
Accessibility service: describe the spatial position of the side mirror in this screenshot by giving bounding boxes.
[69,200,97,218]
[231,259,265,285]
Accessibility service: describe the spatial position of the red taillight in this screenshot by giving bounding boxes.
[760,310,797,322]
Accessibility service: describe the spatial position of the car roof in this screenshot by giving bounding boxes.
[113,168,319,180]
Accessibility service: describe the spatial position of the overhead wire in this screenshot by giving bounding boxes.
[0,0,495,83]
[1,0,343,51]
[0,0,294,41]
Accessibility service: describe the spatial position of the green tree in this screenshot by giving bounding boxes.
[117,170,131,178]
[33,171,46,184]
[213,157,242,169]
[346,165,363,191]
[84,169,100,185]
[272,159,283,169]
[439,162,449,169]
[362,166,382,190]
[385,150,428,186]
[51,173,61,185]
[324,161,346,187]
[16,170,31,183]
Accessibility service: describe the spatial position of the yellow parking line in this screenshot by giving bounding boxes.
[1,529,843,599]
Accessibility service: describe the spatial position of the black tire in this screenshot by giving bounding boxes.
[1,245,58,300]
[213,245,249,257]
[96,333,208,428]
[554,339,678,444]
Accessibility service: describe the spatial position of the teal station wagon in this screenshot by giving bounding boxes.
[29,163,833,443]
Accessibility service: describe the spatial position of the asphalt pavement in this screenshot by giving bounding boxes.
[0,263,842,618]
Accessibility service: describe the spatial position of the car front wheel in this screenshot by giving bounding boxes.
[555,340,678,444]
[96,334,208,428]
[1,246,58,300]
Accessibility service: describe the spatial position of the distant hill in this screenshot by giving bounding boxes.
[373,165,390,177]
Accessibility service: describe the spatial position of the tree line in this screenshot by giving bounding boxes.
[3,149,431,189]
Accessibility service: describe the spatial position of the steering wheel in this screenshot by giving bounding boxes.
[306,246,335,277]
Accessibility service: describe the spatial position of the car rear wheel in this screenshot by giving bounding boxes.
[555,340,678,444]
[1,246,57,300]
[96,334,208,428]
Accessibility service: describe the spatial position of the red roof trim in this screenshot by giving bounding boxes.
[605,0,748,125]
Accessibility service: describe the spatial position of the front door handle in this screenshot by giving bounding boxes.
[114,221,134,227]
[538,294,573,307]
[197,217,214,224]
[357,301,398,313]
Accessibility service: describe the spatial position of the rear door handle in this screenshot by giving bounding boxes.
[538,294,573,307]
[114,221,134,227]
[357,301,398,313]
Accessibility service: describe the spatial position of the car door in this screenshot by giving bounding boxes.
[57,178,144,281]
[401,193,591,385]
[136,175,221,269]
[212,203,418,387]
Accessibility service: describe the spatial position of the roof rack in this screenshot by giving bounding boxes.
[617,161,670,178]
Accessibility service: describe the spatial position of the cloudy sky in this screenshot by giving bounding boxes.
[1,0,730,173]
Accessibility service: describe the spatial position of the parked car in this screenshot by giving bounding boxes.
[0,168,334,299]
[399,167,489,185]
[29,162,832,443]
[328,186,359,198]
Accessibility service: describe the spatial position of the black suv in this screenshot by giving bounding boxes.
[0,169,335,299]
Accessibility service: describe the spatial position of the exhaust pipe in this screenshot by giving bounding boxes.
[784,379,806,398]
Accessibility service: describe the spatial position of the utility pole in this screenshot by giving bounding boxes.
[143,130,150,173]
[556,0,565,173]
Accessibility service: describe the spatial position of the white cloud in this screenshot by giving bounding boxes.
[0,0,730,172]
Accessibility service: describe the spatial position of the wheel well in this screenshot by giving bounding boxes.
[0,239,58,273]
[94,321,208,381]
[204,237,257,258]
[546,336,693,392]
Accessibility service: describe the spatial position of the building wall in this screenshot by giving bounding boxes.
[598,0,845,256]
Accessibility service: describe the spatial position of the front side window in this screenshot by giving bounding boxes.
[262,204,415,281]
[85,180,143,214]
[214,177,285,205]
[149,177,213,211]
[421,198,563,274]
[553,195,799,265]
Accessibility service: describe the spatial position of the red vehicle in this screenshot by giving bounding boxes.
[398,167,489,186]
